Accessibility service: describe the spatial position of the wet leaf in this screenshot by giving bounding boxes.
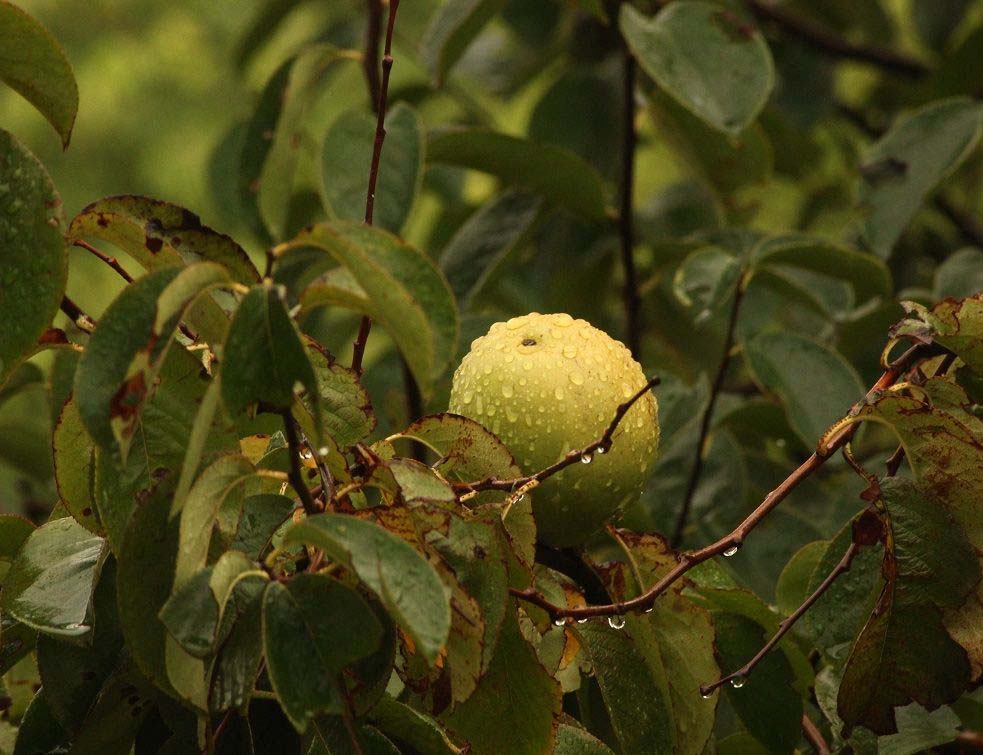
[891,294,983,372]
[621,2,774,135]
[368,695,463,754]
[283,513,451,666]
[263,575,382,731]
[52,397,101,533]
[443,608,561,755]
[221,283,319,416]
[291,221,459,397]
[0,2,78,146]
[303,341,375,448]
[0,129,67,387]
[1,517,103,639]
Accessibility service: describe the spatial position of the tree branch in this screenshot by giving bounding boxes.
[671,273,747,546]
[363,0,383,108]
[453,376,661,494]
[280,412,320,516]
[700,541,860,696]
[744,0,929,77]
[60,295,96,334]
[351,0,401,373]
[802,714,832,755]
[509,343,931,619]
[618,51,641,357]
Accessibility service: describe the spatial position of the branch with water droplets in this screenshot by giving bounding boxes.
[452,375,661,495]
[508,343,933,620]
[700,541,860,696]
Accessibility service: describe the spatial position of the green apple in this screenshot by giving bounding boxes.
[449,312,659,545]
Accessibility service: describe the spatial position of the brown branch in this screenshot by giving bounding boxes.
[745,0,929,77]
[509,343,931,619]
[802,714,832,755]
[700,541,860,696]
[72,239,199,342]
[60,295,96,334]
[671,273,747,546]
[73,239,133,283]
[618,51,641,357]
[280,412,320,516]
[453,375,661,494]
[363,0,383,107]
[351,0,401,373]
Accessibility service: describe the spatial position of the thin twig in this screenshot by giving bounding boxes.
[60,295,96,334]
[453,376,661,493]
[802,714,832,755]
[745,0,929,77]
[72,239,199,342]
[73,239,134,283]
[509,344,931,619]
[671,273,747,546]
[618,51,641,357]
[700,542,860,695]
[363,0,383,107]
[280,412,320,516]
[351,0,401,373]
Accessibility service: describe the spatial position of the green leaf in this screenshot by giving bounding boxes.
[0,2,78,146]
[585,532,718,754]
[230,493,296,560]
[712,612,803,752]
[443,608,561,755]
[620,2,774,135]
[221,283,319,415]
[75,264,233,456]
[116,478,182,697]
[393,413,522,501]
[934,248,983,301]
[94,346,236,551]
[36,557,122,731]
[12,689,65,755]
[648,91,773,197]
[420,0,506,86]
[672,245,741,319]
[68,195,257,280]
[208,571,268,711]
[74,268,180,451]
[320,103,424,234]
[744,332,864,445]
[428,129,609,222]
[257,44,355,240]
[290,221,459,397]
[838,477,977,734]
[554,722,615,754]
[173,454,256,583]
[368,695,463,755]
[575,621,674,754]
[263,575,383,732]
[1,517,103,639]
[68,663,155,755]
[304,341,375,448]
[750,234,892,303]
[891,295,983,373]
[52,397,101,533]
[800,521,881,660]
[0,515,34,574]
[283,513,451,666]
[878,703,961,755]
[439,190,542,308]
[858,98,982,258]
[0,129,67,387]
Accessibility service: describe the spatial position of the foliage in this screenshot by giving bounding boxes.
[0,0,981,753]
